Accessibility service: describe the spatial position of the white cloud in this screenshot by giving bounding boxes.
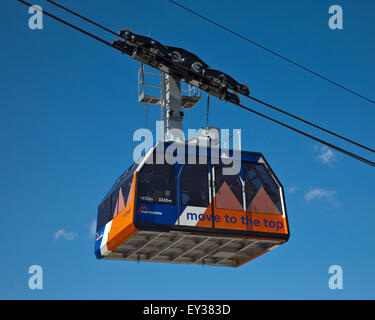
[288,186,298,194]
[54,229,78,241]
[89,220,96,239]
[314,145,337,166]
[305,187,341,206]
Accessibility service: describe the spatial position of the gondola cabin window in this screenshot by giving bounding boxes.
[180,164,209,207]
[96,164,136,231]
[214,164,244,211]
[244,163,282,214]
[137,163,176,204]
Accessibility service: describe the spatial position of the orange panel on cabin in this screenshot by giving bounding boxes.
[107,175,138,250]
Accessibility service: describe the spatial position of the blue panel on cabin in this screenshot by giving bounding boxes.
[135,202,178,225]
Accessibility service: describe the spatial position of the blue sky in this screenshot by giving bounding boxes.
[1,0,375,299]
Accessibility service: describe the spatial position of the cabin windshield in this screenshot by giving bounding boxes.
[244,162,282,214]
[137,163,175,204]
[97,163,138,232]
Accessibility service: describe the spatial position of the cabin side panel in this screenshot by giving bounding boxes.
[95,172,138,258]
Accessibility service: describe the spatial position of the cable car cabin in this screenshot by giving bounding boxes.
[95,141,290,267]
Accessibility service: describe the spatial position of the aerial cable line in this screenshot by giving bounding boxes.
[232,102,375,168]
[16,0,375,168]
[46,0,119,37]
[45,0,375,155]
[17,0,116,50]
[246,95,375,154]
[167,0,375,106]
